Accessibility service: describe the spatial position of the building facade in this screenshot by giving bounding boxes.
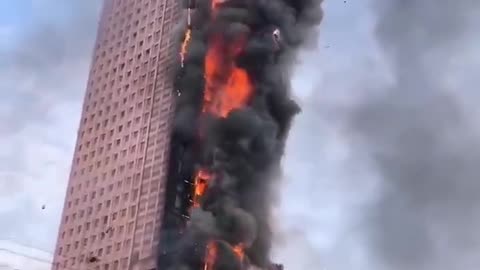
[52,0,181,269]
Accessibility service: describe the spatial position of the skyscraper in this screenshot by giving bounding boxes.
[52,0,180,269]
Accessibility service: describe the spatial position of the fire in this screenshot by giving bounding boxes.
[232,244,245,261]
[203,37,253,118]
[180,28,192,67]
[204,241,218,270]
[202,4,253,118]
[197,1,253,269]
[211,0,223,10]
[192,169,213,208]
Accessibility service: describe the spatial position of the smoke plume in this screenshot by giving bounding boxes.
[160,0,323,269]
[346,0,480,269]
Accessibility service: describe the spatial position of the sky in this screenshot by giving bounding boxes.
[1,1,480,270]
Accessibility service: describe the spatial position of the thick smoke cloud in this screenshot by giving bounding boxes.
[162,0,323,269]
[345,0,480,269]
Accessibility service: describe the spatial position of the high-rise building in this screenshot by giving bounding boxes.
[52,0,181,269]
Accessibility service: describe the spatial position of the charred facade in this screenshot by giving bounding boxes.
[159,0,324,269]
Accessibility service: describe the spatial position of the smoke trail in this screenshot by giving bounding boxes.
[346,0,480,269]
[160,0,324,269]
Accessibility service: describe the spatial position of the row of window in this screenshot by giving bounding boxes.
[61,219,135,248]
[73,119,170,177]
[78,120,148,151]
[89,12,175,101]
[64,203,133,228]
[59,205,164,259]
[69,172,135,196]
[55,254,128,270]
[79,107,150,139]
[76,139,147,166]
[84,94,152,122]
[69,138,168,197]
[83,82,170,127]
[64,178,164,223]
[87,59,158,102]
[100,0,164,56]
[72,151,146,177]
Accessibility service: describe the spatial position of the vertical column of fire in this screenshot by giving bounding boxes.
[187,0,250,269]
[202,0,250,268]
[171,0,324,269]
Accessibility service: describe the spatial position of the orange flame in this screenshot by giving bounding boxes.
[232,244,245,261]
[199,1,253,269]
[204,241,218,270]
[202,3,253,118]
[203,37,252,118]
[192,169,213,208]
[180,28,192,67]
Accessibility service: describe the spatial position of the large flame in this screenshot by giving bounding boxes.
[180,28,192,67]
[192,169,213,208]
[203,36,252,118]
[202,1,253,118]
[196,1,253,268]
[232,244,245,262]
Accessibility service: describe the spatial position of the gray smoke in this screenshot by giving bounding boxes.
[346,0,480,269]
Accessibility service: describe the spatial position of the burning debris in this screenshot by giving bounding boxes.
[159,0,323,269]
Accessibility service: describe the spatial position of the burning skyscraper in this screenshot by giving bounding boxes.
[52,0,322,269]
[159,0,323,270]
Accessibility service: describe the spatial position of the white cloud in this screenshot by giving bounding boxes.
[0,240,52,270]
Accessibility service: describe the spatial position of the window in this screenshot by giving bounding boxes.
[129,206,136,218]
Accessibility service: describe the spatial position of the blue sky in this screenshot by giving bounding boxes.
[0,1,32,25]
[1,1,480,270]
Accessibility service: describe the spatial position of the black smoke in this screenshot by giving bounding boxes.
[160,0,323,269]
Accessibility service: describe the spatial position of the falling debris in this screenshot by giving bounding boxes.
[87,256,99,263]
[105,226,113,235]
